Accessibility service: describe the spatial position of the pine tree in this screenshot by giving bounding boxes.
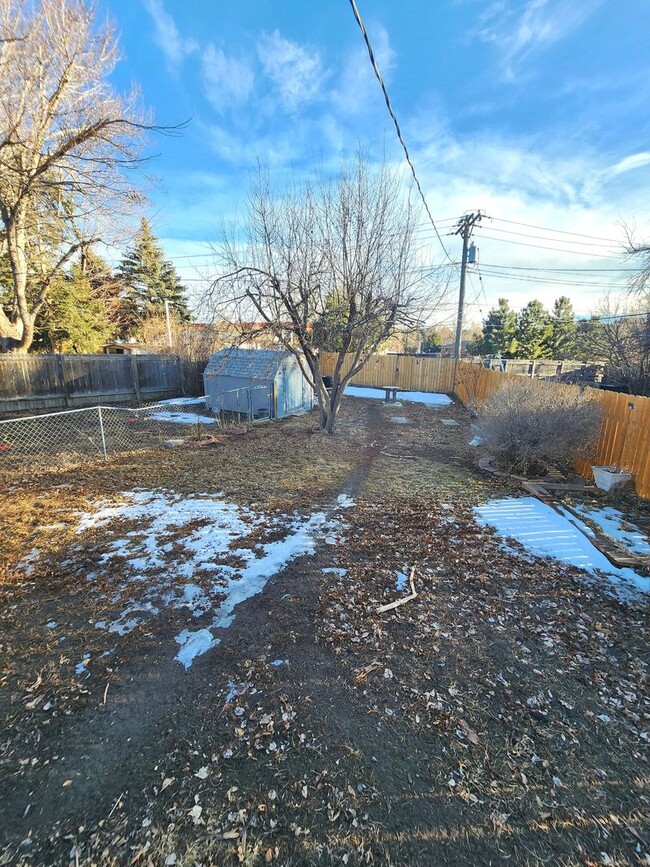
[118,218,191,335]
[547,296,577,359]
[477,298,518,356]
[37,262,114,353]
[515,300,553,359]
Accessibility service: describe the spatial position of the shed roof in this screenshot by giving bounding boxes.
[204,348,293,381]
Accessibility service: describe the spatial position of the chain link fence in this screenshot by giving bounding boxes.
[0,387,271,469]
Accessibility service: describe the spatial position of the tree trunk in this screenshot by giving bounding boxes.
[4,209,35,353]
[0,308,24,352]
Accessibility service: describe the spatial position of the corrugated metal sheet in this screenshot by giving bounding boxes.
[204,348,291,382]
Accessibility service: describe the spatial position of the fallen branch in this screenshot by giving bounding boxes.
[377,565,417,613]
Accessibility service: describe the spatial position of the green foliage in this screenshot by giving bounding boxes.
[547,296,577,359]
[420,327,442,353]
[476,298,518,356]
[516,300,553,359]
[118,218,191,334]
[37,262,114,353]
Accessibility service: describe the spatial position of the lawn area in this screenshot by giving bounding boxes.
[0,392,648,867]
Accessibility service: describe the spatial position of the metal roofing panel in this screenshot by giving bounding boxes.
[204,348,292,381]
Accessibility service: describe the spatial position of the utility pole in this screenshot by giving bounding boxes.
[453,211,482,360]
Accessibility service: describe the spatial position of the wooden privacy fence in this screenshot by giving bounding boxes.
[321,353,650,500]
[319,352,457,393]
[455,361,650,499]
[0,354,206,414]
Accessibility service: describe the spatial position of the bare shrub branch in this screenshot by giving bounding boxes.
[477,379,603,476]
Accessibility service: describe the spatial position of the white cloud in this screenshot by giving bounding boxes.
[201,44,255,112]
[142,0,197,72]
[471,0,604,80]
[606,152,650,178]
[334,23,396,115]
[257,30,326,112]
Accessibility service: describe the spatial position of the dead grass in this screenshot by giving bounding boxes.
[1,395,648,866]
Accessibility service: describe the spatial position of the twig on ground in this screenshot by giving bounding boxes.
[377,565,417,613]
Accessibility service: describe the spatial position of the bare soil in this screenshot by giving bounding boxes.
[0,395,648,867]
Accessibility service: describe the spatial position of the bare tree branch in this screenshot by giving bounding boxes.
[202,156,448,432]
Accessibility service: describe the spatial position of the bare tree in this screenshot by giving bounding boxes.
[0,0,152,352]
[204,158,446,433]
[586,300,650,396]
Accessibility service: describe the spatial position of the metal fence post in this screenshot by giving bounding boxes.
[98,407,108,460]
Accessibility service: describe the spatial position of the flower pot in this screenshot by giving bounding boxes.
[591,465,632,492]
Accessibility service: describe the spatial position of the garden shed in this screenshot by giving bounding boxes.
[203,348,313,419]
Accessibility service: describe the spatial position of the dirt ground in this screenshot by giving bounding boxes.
[0,394,648,867]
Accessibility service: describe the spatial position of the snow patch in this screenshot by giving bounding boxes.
[569,503,650,556]
[395,570,408,592]
[157,397,207,406]
[175,629,217,669]
[345,386,452,406]
[336,494,355,509]
[148,411,215,425]
[73,490,341,668]
[474,497,649,597]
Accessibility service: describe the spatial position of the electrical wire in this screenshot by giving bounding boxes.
[477,224,621,250]
[471,232,623,259]
[487,216,624,245]
[346,0,457,268]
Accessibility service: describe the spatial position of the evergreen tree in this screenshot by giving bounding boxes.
[37,261,114,353]
[515,300,553,359]
[547,296,577,358]
[118,219,191,335]
[420,326,442,353]
[476,298,518,356]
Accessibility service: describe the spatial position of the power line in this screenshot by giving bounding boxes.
[472,232,623,259]
[480,263,639,273]
[477,269,626,289]
[477,224,620,250]
[347,0,457,268]
[488,216,624,245]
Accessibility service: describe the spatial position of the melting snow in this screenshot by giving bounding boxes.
[568,503,650,556]
[336,494,355,509]
[157,397,207,406]
[148,411,215,425]
[475,497,649,597]
[345,386,452,406]
[72,490,340,668]
[395,570,408,592]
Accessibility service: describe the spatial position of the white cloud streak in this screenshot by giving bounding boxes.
[201,45,255,112]
[142,0,197,72]
[257,30,326,112]
[472,0,604,80]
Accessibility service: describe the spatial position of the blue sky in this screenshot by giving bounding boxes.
[99,0,650,321]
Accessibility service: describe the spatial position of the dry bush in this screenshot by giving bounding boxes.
[477,378,603,476]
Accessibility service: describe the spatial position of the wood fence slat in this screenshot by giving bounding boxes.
[319,354,649,501]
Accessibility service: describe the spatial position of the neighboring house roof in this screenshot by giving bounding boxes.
[204,348,293,381]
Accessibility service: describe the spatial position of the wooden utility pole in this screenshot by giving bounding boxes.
[453,212,482,360]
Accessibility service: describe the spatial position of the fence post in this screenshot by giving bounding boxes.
[178,355,187,396]
[130,355,142,403]
[56,354,71,408]
[98,407,108,460]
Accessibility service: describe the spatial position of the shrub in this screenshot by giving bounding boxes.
[476,378,603,476]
